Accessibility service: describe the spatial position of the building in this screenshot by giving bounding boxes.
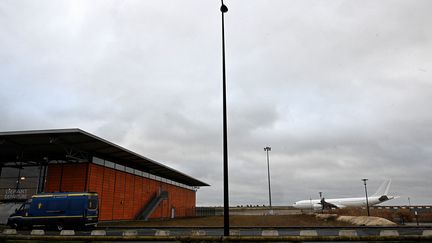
[0,129,208,221]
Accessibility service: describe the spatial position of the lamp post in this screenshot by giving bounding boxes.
[319,192,323,213]
[264,146,272,213]
[362,179,370,216]
[220,0,229,237]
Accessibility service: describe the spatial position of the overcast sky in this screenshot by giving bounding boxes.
[1,0,431,206]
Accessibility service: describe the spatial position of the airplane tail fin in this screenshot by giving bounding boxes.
[372,179,391,197]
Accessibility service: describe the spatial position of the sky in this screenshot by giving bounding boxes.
[1,0,431,206]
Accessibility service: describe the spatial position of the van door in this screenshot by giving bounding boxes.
[8,202,31,228]
[84,196,98,226]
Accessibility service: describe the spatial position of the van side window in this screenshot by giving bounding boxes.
[88,199,98,209]
[23,203,31,211]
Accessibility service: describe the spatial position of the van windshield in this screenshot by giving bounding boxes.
[19,203,30,212]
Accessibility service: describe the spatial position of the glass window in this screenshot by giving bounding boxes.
[125,167,134,174]
[88,199,98,209]
[22,203,31,211]
[105,160,115,168]
[115,164,125,171]
[0,168,19,178]
[134,170,143,176]
[20,167,39,177]
[93,157,105,166]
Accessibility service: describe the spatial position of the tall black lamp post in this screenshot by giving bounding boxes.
[220,0,230,237]
[264,146,272,213]
[362,179,370,216]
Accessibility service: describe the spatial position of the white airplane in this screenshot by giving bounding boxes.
[293,180,395,210]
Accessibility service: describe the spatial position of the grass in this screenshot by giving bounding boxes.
[100,214,354,227]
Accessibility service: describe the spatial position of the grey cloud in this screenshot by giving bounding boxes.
[1,0,432,206]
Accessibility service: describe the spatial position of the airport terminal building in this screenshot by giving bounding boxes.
[0,129,208,221]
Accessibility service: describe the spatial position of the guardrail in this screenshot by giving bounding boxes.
[1,228,432,242]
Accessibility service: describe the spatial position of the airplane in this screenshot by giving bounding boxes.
[293,179,396,210]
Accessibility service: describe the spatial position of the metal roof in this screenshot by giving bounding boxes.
[0,128,209,187]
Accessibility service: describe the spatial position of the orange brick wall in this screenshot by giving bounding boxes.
[45,163,197,221]
[45,163,88,192]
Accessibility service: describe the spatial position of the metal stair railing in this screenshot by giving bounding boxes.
[136,191,168,220]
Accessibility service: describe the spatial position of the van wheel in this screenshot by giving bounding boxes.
[56,223,64,231]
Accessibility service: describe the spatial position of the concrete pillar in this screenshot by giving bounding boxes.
[30,229,45,235]
[2,229,17,235]
[339,230,358,236]
[300,230,318,236]
[191,230,206,236]
[155,230,170,236]
[262,230,279,236]
[123,230,138,236]
[60,230,75,236]
[91,230,106,236]
[380,230,399,236]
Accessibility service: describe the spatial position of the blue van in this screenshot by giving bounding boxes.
[7,192,98,230]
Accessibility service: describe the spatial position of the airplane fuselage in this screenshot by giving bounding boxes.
[293,196,389,210]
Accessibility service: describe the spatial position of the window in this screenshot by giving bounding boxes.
[93,157,105,166]
[126,166,134,174]
[105,160,115,168]
[88,198,98,210]
[19,202,31,211]
[115,164,125,171]
[134,170,143,176]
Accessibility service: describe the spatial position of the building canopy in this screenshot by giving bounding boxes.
[0,129,209,187]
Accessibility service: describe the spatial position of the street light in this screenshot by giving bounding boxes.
[264,146,272,213]
[319,192,323,213]
[362,179,370,216]
[220,0,229,237]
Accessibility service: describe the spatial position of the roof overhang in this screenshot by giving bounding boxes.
[0,128,209,187]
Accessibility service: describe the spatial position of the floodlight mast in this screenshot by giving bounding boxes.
[362,178,370,216]
[220,0,229,237]
[264,146,272,213]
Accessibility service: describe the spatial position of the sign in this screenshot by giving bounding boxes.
[4,188,28,200]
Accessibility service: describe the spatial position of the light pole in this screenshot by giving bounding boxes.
[362,179,370,216]
[220,0,229,237]
[319,192,323,213]
[264,146,272,213]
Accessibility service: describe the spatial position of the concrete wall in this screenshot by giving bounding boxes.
[45,163,196,220]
